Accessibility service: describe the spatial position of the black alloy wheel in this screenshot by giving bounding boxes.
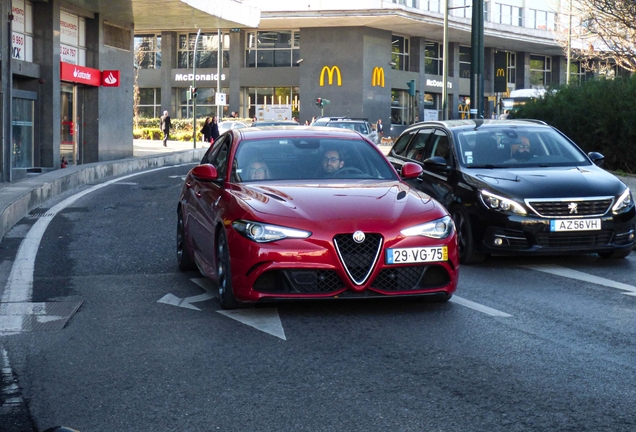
[217,229,239,310]
[451,206,486,265]
[177,208,196,271]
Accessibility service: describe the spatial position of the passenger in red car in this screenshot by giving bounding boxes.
[247,161,269,180]
[322,149,344,175]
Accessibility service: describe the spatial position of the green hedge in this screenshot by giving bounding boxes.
[134,116,251,142]
[515,76,636,174]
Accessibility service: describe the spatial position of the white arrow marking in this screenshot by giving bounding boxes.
[450,295,513,317]
[522,264,636,296]
[217,309,287,340]
[157,278,215,311]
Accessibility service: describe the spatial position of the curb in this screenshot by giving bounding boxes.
[0,148,207,242]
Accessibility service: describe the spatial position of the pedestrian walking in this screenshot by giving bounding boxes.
[210,115,220,142]
[160,110,171,147]
[201,117,212,143]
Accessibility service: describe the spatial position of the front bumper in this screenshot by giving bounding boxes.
[474,207,636,256]
[226,228,459,303]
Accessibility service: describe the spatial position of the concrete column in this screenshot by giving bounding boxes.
[32,0,61,169]
[229,31,241,117]
[2,0,11,180]
[161,31,176,116]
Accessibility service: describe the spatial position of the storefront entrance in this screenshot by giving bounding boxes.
[60,84,84,165]
[12,95,35,169]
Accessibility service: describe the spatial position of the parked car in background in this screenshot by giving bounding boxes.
[312,117,378,144]
[218,120,248,135]
[387,119,635,264]
[177,127,459,309]
[251,119,300,127]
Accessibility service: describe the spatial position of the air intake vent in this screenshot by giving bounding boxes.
[104,23,131,51]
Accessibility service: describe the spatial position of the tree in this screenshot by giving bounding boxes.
[561,1,636,73]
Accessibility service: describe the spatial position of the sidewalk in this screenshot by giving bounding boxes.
[0,139,635,243]
[0,139,208,241]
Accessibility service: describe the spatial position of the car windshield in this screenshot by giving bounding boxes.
[455,127,591,168]
[234,137,396,182]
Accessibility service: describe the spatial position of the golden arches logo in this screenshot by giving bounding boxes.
[319,66,342,86]
[458,104,469,120]
[496,68,505,77]
[372,67,385,87]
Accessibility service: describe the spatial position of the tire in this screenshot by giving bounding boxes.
[451,206,486,265]
[217,229,239,310]
[598,249,632,259]
[177,208,196,271]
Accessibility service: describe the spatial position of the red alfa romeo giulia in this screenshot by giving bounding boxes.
[177,126,459,309]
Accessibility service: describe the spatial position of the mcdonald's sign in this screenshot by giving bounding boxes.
[372,67,385,87]
[458,104,470,120]
[494,51,508,93]
[319,66,342,86]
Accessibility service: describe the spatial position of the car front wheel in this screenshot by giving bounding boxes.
[451,206,486,265]
[177,208,196,271]
[217,229,239,310]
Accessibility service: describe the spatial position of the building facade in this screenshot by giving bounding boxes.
[0,0,258,182]
[136,0,619,132]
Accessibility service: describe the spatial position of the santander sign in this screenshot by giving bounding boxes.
[60,62,120,88]
[60,62,101,86]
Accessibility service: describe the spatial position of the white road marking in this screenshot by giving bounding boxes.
[1,164,190,306]
[522,264,636,296]
[157,278,215,311]
[217,309,287,340]
[450,295,513,317]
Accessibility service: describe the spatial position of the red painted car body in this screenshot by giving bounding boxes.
[177,127,459,308]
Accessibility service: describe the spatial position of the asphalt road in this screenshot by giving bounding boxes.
[1,163,636,432]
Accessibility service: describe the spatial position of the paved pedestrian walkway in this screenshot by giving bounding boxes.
[0,139,634,243]
[0,139,208,241]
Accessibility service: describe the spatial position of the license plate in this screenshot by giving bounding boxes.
[386,246,448,264]
[550,218,601,232]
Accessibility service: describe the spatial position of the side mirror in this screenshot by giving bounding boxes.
[191,164,219,181]
[400,162,423,179]
[423,156,450,171]
[588,151,605,167]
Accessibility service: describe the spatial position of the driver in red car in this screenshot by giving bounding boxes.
[322,149,345,176]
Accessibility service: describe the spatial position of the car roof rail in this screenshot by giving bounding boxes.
[515,118,548,125]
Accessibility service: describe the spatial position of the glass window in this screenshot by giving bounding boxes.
[245,30,300,68]
[178,32,230,69]
[425,42,442,76]
[459,46,471,79]
[134,34,161,69]
[391,35,410,71]
[507,52,516,84]
[529,9,556,30]
[451,0,472,18]
[530,55,552,88]
[135,88,161,119]
[178,86,229,119]
[391,90,410,125]
[247,87,300,120]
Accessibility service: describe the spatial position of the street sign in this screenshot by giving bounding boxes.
[216,92,227,106]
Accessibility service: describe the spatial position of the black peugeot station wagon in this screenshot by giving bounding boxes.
[387,119,635,264]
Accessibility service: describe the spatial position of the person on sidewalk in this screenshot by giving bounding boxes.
[210,116,220,143]
[160,110,172,147]
[201,117,212,143]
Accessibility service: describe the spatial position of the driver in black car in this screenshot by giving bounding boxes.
[507,135,532,162]
[322,149,345,176]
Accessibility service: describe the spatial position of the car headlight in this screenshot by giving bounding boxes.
[401,215,454,239]
[232,220,311,243]
[612,188,634,213]
[479,190,527,215]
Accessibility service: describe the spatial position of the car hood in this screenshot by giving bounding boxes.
[469,166,627,198]
[229,181,442,229]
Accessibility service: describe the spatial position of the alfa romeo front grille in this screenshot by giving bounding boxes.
[526,197,613,218]
[334,233,383,285]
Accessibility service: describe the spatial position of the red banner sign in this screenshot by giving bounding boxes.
[60,62,101,86]
[101,70,120,87]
